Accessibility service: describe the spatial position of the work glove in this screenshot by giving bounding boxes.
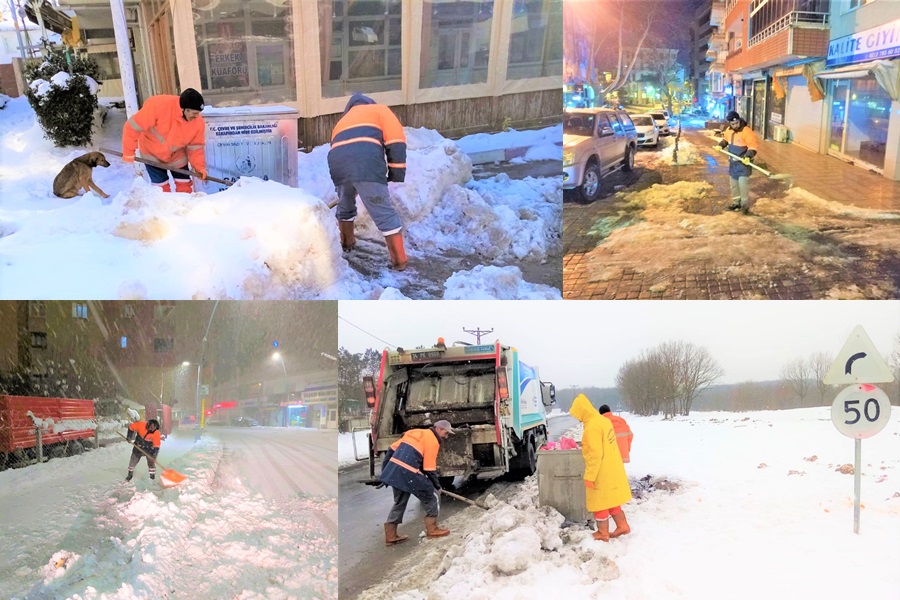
[742,157,751,165]
[584,480,595,489]
[717,139,728,149]
[745,149,757,160]
[198,169,208,181]
[374,481,386,489]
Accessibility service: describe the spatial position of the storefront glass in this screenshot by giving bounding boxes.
[506,0,562,80]
[192,0,296,106]
[420,0,494,88]
[829,77,891,170]
[846,78,890,169]
[318,0,403,99]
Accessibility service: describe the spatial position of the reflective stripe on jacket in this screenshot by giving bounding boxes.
[570,394,632,512]
[327,99,407,185]
[603,413,633,463]
[128,421,161,453]
[724,122,758,178]
[379,428,440,497]
[122,95,206,173]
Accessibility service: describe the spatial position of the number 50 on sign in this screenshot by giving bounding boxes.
[831,384,892,439]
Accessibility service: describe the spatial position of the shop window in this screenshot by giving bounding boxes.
[319,0,402,98]
[420,0,492,88]
[831,77,891,170]
[507,0,562,80]
[193,0,296,106]
[154,338,175,353]
[29,301,46,318]
[31,332,48,349]
[72,302,88,319]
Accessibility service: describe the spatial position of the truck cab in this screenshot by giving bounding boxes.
[364,340,555,484]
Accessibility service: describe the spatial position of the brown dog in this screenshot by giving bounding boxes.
[53,151,111,199]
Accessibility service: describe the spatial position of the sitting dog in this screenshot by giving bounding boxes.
[53,151,111,199]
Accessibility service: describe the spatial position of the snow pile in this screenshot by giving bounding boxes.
[358,408,900,599]
[50,419,96,433]
[41,550,80,585]
[656,136,701,165]
[1,97,560,299]
[443,266,562,300]
[30,437,338,599]
[28,73,99,102]
[0,94,9,109]
[97,418,131,433]
[126,408,141,421]
[455,124,562,161]
[338,431,370,467]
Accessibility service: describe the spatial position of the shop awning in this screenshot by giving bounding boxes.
[814,59,900,100]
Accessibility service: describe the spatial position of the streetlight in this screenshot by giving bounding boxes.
[272,351,287,377]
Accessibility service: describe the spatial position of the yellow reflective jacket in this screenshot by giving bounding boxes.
[569,394,632,512]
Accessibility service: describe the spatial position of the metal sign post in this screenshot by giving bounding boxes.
[825,324,894,535]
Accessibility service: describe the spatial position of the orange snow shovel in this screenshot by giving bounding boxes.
[116,431,187,484]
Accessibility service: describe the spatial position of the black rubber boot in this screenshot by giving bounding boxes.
[125,472,133,481]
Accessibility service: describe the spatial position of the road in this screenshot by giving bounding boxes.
[338,413,576,599]
[0,426,338,599]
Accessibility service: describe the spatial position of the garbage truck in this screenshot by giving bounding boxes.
[363,339,555,485]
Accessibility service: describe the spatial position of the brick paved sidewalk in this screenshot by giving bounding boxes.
[563,126,900,300]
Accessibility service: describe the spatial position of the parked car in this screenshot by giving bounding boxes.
[234,417,258,427]
[563,108,637,202]
[629,114,659,148]
[648,111,670,136]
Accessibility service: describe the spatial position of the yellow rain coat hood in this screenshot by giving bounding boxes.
[569,394,632,512]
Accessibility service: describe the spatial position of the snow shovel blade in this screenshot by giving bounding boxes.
[115,432,187,485]
[440,488,488,510]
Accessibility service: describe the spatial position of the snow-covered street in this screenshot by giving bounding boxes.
[0,98,561,300]
[0,427,337,599]
[349,408,900,600]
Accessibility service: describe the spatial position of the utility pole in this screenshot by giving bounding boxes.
[462,326,493,345]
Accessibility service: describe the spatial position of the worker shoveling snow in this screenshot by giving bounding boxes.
[0,97,560,299]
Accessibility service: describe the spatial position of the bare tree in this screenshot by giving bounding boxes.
[781,358,812,408]
[641,48,683,114]
[809,352,832,405]
[564,0,658,96]
[616,340,722,417]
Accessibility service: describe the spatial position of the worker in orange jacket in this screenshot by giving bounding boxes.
[716,110,759,214]
[377,420,453,544]
[125,419,162,481]
[122,88,207,194]
[598,404,633,463]
[327,93,408,270]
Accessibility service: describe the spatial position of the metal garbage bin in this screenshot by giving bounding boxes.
[537,448,590,523]
[200,105,299,193]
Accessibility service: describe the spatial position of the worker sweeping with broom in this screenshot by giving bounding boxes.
[124,419,162,481]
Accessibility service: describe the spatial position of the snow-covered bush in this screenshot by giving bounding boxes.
[23,44,102,147]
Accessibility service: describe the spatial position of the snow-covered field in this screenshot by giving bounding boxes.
[355,408,900,599]
[0,430,337,599]
[0,98,561,300]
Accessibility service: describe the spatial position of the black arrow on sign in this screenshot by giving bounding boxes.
[845,352,867,374]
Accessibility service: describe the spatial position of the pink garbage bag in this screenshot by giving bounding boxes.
[541,442,559,451]
[559,436,578,450]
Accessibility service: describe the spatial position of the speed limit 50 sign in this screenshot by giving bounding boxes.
[831,384,892,439]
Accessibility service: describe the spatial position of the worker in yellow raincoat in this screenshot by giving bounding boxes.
[569,394,633,541]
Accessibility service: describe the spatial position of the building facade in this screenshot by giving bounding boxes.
[816,0,900,179]
[689,0,727,117]
[45,0,562,146]
[723,0,830,143]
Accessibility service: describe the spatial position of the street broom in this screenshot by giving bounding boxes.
[714,145,794,186]
[116,431,187,484]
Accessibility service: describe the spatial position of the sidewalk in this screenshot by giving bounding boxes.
[563,127,900,300]
[755,137,900,211]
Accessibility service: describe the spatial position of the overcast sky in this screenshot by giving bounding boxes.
[339,301,900,388]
